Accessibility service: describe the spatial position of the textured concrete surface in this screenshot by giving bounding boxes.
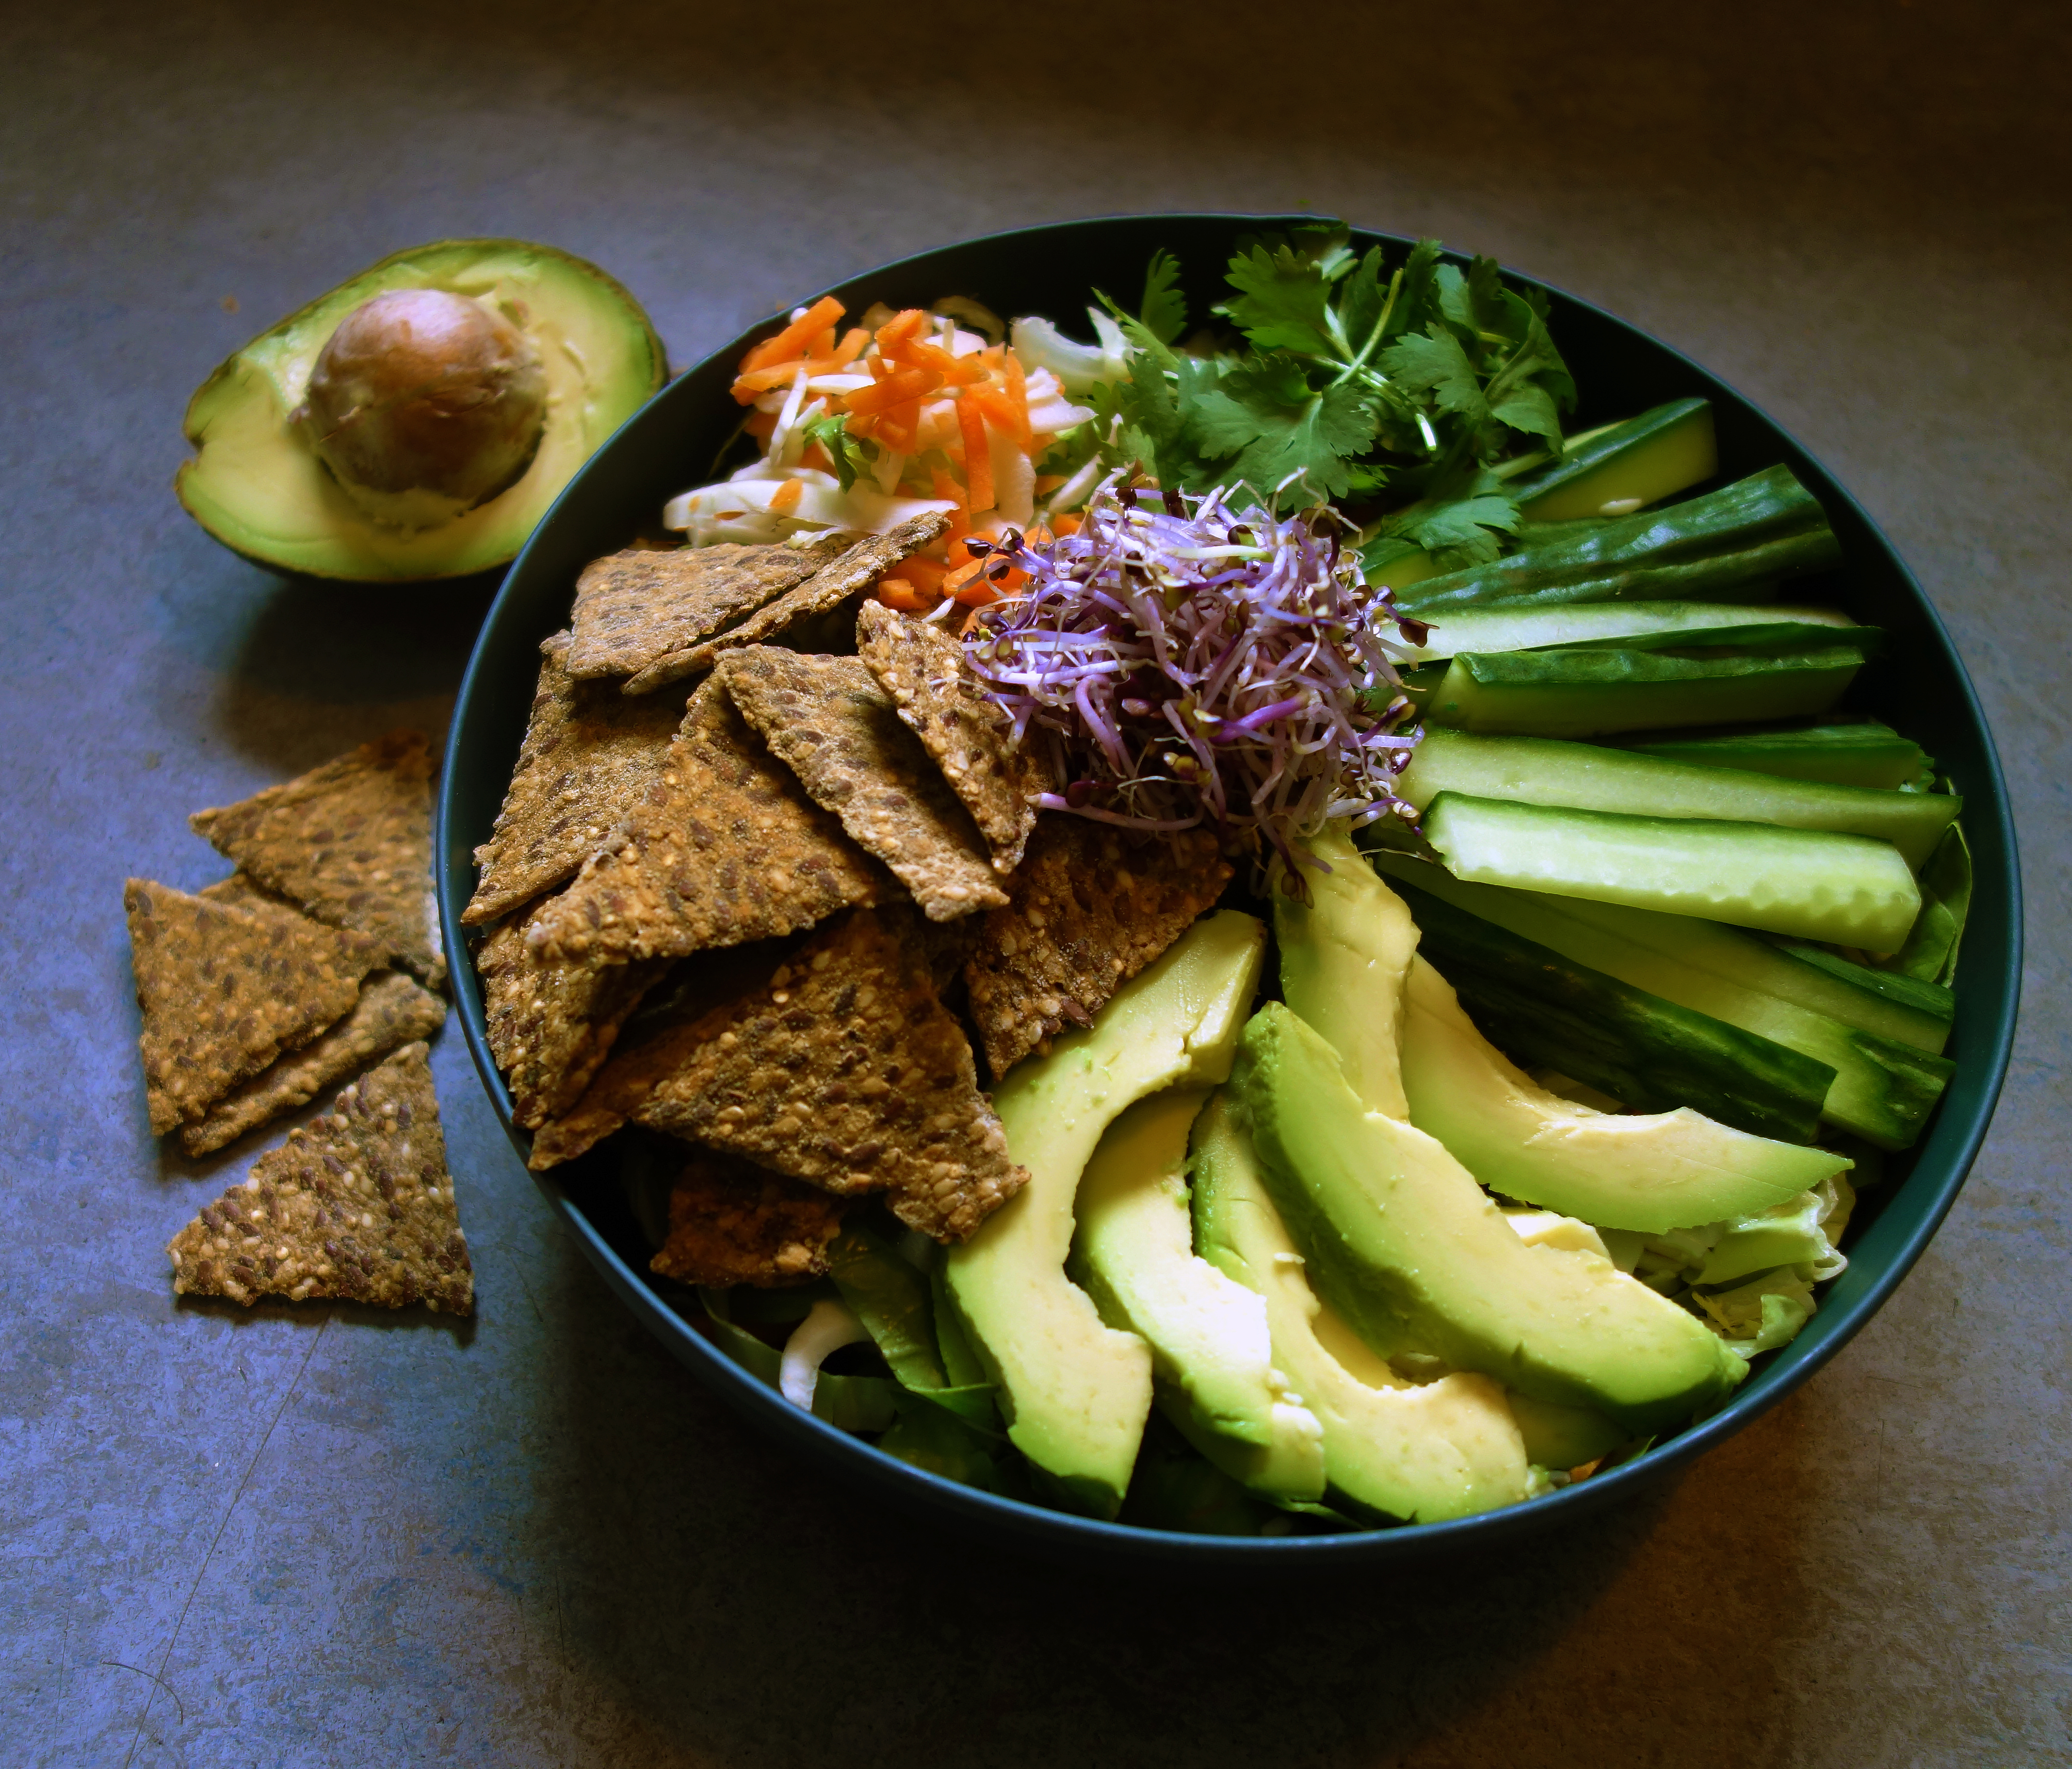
[2,2,2067,1764]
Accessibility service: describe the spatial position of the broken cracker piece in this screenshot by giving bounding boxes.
[168,1041,471,1313]
[963,817,1231,1079]
[189,731,445,989]
[126,877,388,1135]
[182,971,448,1156]
[479,898,672,1128]
[464,633,687,924]
[635,906,1027,1243]
[719,647,1005,922]
[856,599,1049,872]
[566,534,853,682]
[524,674,887,967]
[620,511,951,695]
[649,1150,850,1288]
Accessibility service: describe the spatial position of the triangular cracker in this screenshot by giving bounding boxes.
[649,1151,850,1289]
[524,675,887,966]
[463,633,686,925]
[189,731,445,989]
[126,877,388,1135]
[182,971,448,1156]
[479,898,673,1128]
[718,648,1006,922]
[620,511,952,695]
[168,1042,471,1313]
[565,534,853,681]
[963,818,1231,1079]
[635,907,1027,1243]
[528,937,796,1171]
[856,600,1049,872]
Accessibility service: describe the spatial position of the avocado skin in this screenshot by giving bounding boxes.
[1230,1002,1740,1435]
[176,239,666,582]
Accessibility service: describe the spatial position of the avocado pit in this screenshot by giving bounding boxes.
[295,288,548,527]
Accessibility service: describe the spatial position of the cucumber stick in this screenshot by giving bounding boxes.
[1405,599,1866,664]
[1426,645,1864,738]
[1619,720,1931,790]
[1369,855,1952,1148]
[1400,466,1841,617]
[1424,792,1921,951]
[1506,398,1719,521]
[1386,879,1834,1142]
[1398,729,1960,869]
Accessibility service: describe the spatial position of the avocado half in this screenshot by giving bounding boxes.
[176,239,667,581]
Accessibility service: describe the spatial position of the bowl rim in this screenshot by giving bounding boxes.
[436,210,2023,1568]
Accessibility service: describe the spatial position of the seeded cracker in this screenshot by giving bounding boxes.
[650,1150,850,1288]
[719,648,1006,922]
[480,898,672,1128]
[183,972,449,1156]
[619,511,952,696]
[963,818,1231,1079]
[525,674,887,966]
[528,937,797,1171]
[856,600,1049,872]
[464,633,687,924]
[635,907,1027,1242]
[168,1042,471,1313]
[565,533,854,682]
[126,878,388,1135]
[190,731,445,989]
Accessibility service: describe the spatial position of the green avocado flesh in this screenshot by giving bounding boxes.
[1402,957,1847,1233]
[943,910,1267,1519]
[177,239,665,580]
[1069,1088,1327,1504]
[1230,1002,1741,1434]
[1188,1094,1531,1522]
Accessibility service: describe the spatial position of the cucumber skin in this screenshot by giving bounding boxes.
[1400,466,1841,617]
[1429,645,1863,739]
[1407,599,1868,663]
[1390,880,1834,1142]
[1370,856,1952,1149]
[1508,398,1717,521]
[1618,721,1930,790]
[1397,728,1960,870]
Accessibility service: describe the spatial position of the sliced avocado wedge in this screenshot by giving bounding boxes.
[943,909,1268,1519]
[177,239,665,580]
[1230,1002,1742,1434]
[1189,1094,1532,1524]
[1070,1087,1326,1505]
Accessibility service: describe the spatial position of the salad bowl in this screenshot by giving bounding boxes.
[436,214,2020,1568]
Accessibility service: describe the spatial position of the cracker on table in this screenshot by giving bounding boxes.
[963,817,1231,1079]
[126,877,388,1135]
[189,731,445,990]
[620,511,952,696]
[635,907,1027,1243]
[649,1150,850,1289]
[528,936,797,1171]
[181,971,448,1156]
[565,534,854,682]
[479,898,672,1129]
[463,633,688,925]
[524,675,887,967]
[718,648,1005,923]
[168,1041,471,1313]
[856,600,1049,872]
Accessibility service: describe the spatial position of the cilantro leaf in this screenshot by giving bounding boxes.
[1378,325,1490,427]
[1139,249,1187,347]
[1188,363,1379,502]
[800,411,878,494]
[1216,241,1342,359]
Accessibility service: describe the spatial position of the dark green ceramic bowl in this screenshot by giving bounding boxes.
[437,215,2021,1569]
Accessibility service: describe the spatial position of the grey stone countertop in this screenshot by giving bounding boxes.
[3,3,2066,1764]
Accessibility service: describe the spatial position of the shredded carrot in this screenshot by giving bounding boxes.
[874,308,929,350]
[767,479,803,515]
[875,577,931,612]
[847,367,941,418]
[1000,348,1031,445]
[746,410,778,442]
[740,294,846,374]
[957,398,995,512]
[969,385,1027,450]
[1051,512,1083,536]
[944,556,990,598]
[870,414,917,452]
[898,555,950,595]
[809,326,837,358]
[883,337,988,385]
[832,327,869,366]
[1033,475,1067,495]
[799,441,834,474]
[732,358,844,397]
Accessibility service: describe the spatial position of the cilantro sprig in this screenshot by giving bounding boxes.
[1082,225,1576,572]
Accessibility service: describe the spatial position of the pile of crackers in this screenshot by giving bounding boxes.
[466,515,1232,1288]
[126,733,471,1315]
